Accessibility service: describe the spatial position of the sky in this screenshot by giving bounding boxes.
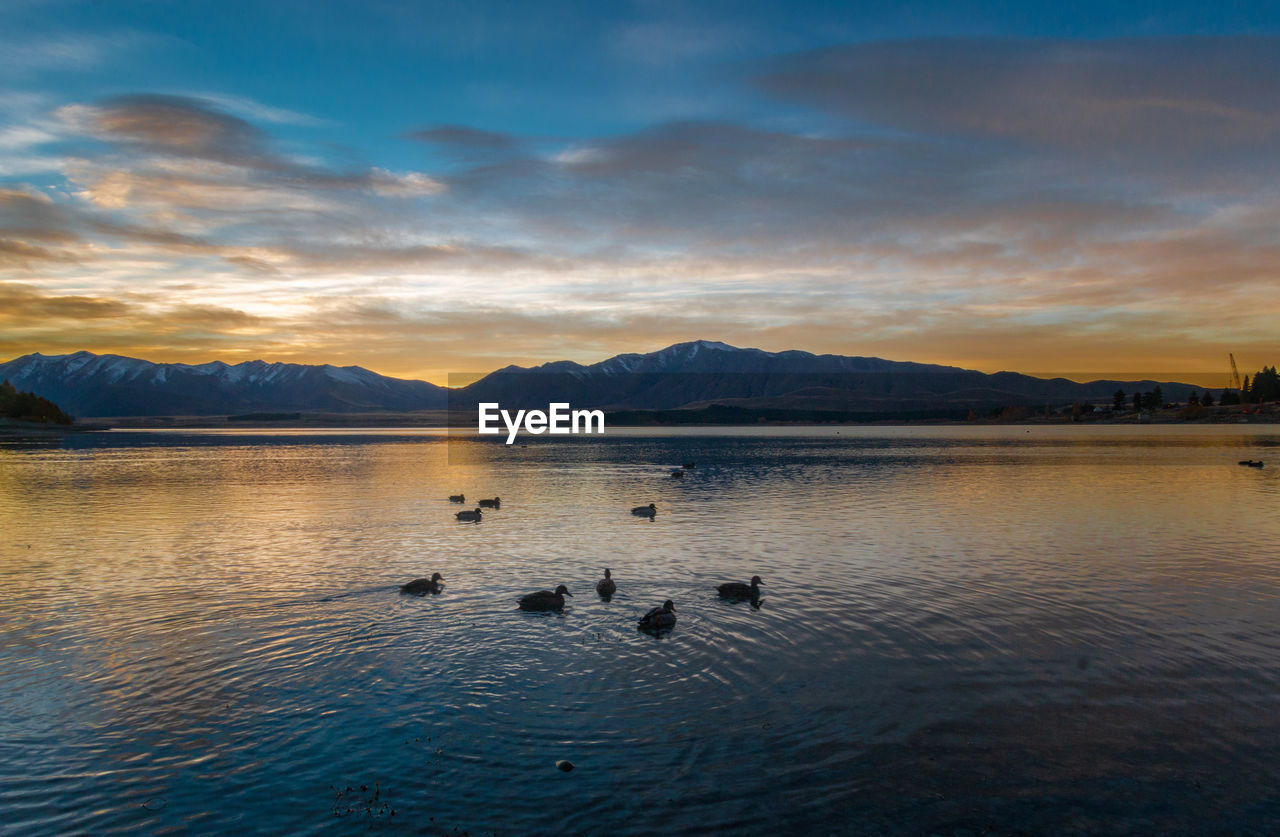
[2,0,1279,385]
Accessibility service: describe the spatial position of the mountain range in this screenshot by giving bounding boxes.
[0,351,448,417]
[0,341,1200,418]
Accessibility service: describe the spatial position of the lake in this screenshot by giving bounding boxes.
[2,426,1279,834]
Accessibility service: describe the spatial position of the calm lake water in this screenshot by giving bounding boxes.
[2,426,1279,835]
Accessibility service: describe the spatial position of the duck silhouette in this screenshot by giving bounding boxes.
[400,573,444,595]
[638,600,676,631]
[596,568,617,597]
[518,585,572,611]
[717,575,762,600]
[456,508,482,522]
[631,503,657,517]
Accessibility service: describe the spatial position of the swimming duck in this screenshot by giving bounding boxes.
[1239,460,1265,468]
[596,568,617,596]
[456,508,483,522]
[478,497,501,508]
[670,469,685,478]
[638,600,676,631]
[717,576,762,599]
[401,573,444,595]
[631,503,657,517]
[682,462,696,469]
[518,585,572,611]
[449,494,465,503]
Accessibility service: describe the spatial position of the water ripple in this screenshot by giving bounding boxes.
[2,426,1280,833]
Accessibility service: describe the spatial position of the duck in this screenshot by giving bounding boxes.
[478,497,501,508]
[1238,460,1265,468]
[670,469,685,479]
[717,575,762,600]
[400,573,444,595]
[456,508,483,522]
[449,494,465,503]
[518,585,572,611]
[631,503,657,517]
[596,568,616,597]
[638,600,677,631]
[682,462,696,469]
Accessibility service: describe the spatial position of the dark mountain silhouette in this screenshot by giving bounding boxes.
[0,351,448,417]
[452,340,1198,412]
[0,341,1199,418]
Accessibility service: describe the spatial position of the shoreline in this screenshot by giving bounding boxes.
[9,405,1274,433]
[0,419,112,435]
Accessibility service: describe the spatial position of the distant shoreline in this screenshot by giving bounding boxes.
[0,419,111,435]
[12,403,1273,432]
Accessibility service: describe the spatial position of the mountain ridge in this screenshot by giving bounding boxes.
[456,340,1197,413]
[0,341,1202,418]
[0,350,449,417]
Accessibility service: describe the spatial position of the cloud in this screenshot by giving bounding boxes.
[0,238,79,267]
[0,187,89,260]
[555,119,871,177]
[2,181,291,276]
[194,93,328,126]
[0,281,277,361]
[59,94,281,169]
[430,119,926,247]
[439,117,1172,261]
[0,95,453,281]
[0,125,56,150]
[755,37,1280,155]
[407,125,518,150]
[73,165,315,213]
[0,31,142,74]
[59,94,445,196]
[404,124,527,168]
[0,282,131,320]
[0,185,65,229]
[5,33,1279,382]
[368,168,447,197]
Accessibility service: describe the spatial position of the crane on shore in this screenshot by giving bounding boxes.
[1228,352,1258,413]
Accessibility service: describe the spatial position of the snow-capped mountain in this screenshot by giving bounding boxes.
[1,342,1197,418]
[0,351,448,417]
[456,339,1196,411]
[493,340,936,379]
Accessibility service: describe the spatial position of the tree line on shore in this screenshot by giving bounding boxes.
[1111,365,1279,412]
[984,363,1277,422]
[1097,364,1277,416]
[1,379,74,424]
[1240,366,1280,403]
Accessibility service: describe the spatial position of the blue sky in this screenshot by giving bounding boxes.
[3,0,1279,382]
